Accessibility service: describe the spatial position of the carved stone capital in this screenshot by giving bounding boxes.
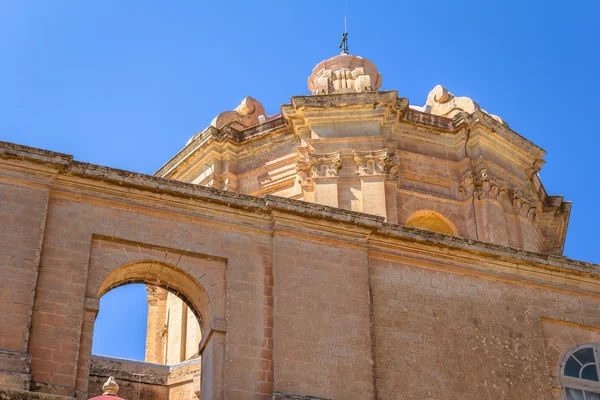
[474,168,504,200]
[513,191,538,220]
[458,171,475,200]
[386,155,400,181]
[296,152,342,186]
[353,149,388,176]
[459,168,539,221]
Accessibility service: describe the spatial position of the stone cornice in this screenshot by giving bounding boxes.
[0,141,592,287]
[287,90,399,109]
[155,116,288,177]
[405,109,454,131]
[0,140,73,168]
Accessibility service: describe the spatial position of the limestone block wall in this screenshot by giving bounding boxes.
[369,254,600,399]
[0,143,594,400]
[272,233,374,399]
[0,170,53,390]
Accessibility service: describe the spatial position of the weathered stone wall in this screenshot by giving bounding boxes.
[87,355,200,400]
[369,254,600,399]
[0,142,598,400]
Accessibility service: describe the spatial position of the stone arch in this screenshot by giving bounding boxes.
[79,237,227,399]
[97,260,211,328]
[85,237,226,328]
[405,210,458,235]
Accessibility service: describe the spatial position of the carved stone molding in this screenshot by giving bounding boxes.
[473,168,509,202]
[513,190,539,220]
[458,168,538,220]
[352,149,399,180]
[458,170,475,199]
[296,152,342,186]
[527,159,545,177]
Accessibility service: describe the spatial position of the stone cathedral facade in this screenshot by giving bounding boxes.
[0,53,598,400]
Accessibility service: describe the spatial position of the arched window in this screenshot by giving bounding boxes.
[561,344,600,399]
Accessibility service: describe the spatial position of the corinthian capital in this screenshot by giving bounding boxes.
[353,149,388,176]
[296,152,342,186]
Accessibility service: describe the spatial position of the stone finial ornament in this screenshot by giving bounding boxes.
[308,54,382,95]
[102,376,119,396]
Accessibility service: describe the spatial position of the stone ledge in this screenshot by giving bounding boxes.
[90,355,169,386]
[271,392,329,400]
[0,388,73,400]
[0,141,73,168]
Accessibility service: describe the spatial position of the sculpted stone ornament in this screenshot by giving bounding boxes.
[458,170,475,200]
[103,376,119,395]
[352,149,400,181]
[87,375,125,400]
[210,96,268,130]
[307,54,382,95]
[386,160,400,181]
[474,168,506,201]
[296,152,342,186]
[458,168,538,220]
[353,149,388,176]
[513,190,538,220]
[426,85,508,126]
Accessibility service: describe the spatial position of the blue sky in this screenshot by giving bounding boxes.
[2,1,599,361]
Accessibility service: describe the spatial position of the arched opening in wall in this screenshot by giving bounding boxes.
[405,210,458,236]
[86,260,213,399]
[92,283,202,365]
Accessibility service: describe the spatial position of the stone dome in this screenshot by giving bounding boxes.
[307,54,382,95]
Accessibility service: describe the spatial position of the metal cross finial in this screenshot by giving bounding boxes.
[339,15,348,55]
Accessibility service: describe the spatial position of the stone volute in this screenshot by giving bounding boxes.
[307,54,382,95]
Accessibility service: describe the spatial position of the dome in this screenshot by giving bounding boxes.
[307,54,382,95]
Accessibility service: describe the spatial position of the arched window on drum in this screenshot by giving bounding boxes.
[560,344,600,400]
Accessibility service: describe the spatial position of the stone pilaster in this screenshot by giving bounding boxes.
[353,149,399,220]
[297,152,342,208]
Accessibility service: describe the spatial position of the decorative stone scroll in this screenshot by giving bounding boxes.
[426,85,507,127]
[352,149,399,180]
[513,190,538,220]
[458,168,538,220]
[296,152,342,186]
